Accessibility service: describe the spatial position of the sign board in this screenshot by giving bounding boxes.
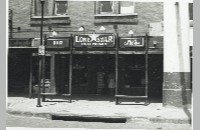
[119,38,144,48]
[74,34,115,48]
[38,45,45,55]
[46,38,70,48]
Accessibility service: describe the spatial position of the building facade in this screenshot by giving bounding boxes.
[8,1,192,107]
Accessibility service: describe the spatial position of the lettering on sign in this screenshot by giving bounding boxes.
[120,38,144,48]
[53,41,63,45]
[74,34,115,48]
[46,38,69,48]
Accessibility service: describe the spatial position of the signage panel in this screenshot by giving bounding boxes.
[38,45,45,55]
[74,34,115,48]
[46,38,70,48]
[119,38,144,48]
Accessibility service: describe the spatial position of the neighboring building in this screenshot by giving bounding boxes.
[8,1,192,107]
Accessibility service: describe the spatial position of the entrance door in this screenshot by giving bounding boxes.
[72,54,115,95]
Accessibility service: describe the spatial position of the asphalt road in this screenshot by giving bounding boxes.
[6,114,191,130]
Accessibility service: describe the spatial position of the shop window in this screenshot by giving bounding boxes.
[54,0,68,15]
[120,1,135,14]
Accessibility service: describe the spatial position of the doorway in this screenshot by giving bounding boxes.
[72,54,115,95]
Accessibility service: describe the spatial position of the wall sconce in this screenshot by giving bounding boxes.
[78,26,85,32]
[51,30,58,37]
[153,41,158,48]
[99,26,106,32]
[128,30,134,37]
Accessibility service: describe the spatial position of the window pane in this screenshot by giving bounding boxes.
[55,1,68,15]
[100,1,113,14]
[189,3,193,20]
[120,2,135,14]
[35,0,48,16]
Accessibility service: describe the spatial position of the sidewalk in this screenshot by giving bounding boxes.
[6,94,192,124]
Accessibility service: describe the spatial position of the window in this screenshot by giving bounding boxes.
[97,1,135,15]
[189,3,193,20]
[33,0,68,16]
[54,0,68,15]
[120,2,135,14]
[34,0,49,16]
[99,1,114,14]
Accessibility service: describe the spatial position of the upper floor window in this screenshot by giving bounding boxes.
[99,1,114,14]
[96,1,135,15]
[33,0,68,16]
[120,1,135,14]
[189,3,193,20]
[54,0,68,15]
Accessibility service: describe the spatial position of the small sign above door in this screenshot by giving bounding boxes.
[119,38,144,48]
[46,38,70,48]
[74,34,115,48]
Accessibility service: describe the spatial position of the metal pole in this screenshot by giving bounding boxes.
[145,33,149,105]
[29,54,33,98]
[115,33,119,105]
[37,0,45,107]
[69,35,73,103]
[42,34,46,102]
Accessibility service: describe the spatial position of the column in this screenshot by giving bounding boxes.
[163,2,191,107]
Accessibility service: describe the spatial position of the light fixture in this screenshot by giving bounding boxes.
[99,26,106,31]
[128,30,134,35]
[153,41,158,48]
[78,26,85,32]
[52,30,58,37]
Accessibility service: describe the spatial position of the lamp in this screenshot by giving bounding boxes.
[37,0,45,107]
[128,30,134,38]
[99,26,106,32]
[78,26,85,32]
[52,30,58,37]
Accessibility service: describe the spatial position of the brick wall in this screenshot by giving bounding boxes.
[9,1,163,38]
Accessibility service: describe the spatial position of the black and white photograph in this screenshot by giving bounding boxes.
[6,0,193,130]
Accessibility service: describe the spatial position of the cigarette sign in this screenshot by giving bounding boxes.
[74,34,115,48]
[120,38,144,48]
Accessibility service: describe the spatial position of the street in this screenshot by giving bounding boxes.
[6,114,191,130]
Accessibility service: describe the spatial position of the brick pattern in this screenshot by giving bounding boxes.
[9,1,163,38]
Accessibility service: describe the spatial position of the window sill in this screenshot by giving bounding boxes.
[95,13,138,17]
[94,13,138,25]
[30,15,71,26]
[31,15,70,19]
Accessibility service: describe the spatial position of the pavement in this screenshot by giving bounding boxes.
[6,94,192,124]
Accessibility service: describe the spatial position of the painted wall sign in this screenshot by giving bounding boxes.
[74,34,115,47]
[119,38,144,48]
[46,38,70,48]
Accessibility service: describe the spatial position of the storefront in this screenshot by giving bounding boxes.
[9,34,163,104]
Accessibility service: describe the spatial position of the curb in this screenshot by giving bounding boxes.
[6,109,191,124]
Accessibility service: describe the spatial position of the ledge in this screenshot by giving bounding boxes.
[95,13,138,17]
[94,13,138,25]
[30,15,71,26]
[31,15,70,19]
